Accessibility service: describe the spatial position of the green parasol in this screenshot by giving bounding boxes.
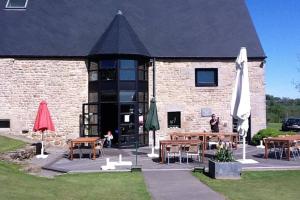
[145,98,160,150]
[145,98,160,132]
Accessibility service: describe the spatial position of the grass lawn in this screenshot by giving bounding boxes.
[0,161,150,200]
[267,123,282,131]
[194,171,300,200]
[0,136,151,200]
[0,135,26,153]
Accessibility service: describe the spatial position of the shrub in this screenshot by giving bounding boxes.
[251,128,295,145]
[214,144,234,162]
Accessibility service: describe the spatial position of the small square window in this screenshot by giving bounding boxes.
[0,119,10,128]
[168,112,181,128]
[6,0,28,9]
[195,68,218,87]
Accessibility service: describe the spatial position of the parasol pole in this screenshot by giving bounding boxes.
[242,130,246,160]
[37,130,48,159]
[41,131,45,157]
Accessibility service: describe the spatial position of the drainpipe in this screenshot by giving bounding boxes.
[153,58,156,147]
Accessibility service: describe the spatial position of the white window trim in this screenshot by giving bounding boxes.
[5,0,28,9]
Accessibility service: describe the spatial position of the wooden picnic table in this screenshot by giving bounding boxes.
[70,137,100,160]
[169,132,238,150]
[264,135,300,161]
[159,140,204,163]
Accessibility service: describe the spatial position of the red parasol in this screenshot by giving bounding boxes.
[33,100,55,132]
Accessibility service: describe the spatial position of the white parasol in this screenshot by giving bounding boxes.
[231,47,258,164]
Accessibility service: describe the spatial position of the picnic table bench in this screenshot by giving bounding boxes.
[264,135,300,161]
[69,137,100,160]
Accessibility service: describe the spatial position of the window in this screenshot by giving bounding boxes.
[6,0,28,9]
[119,91,136,102]
[168,112,181,128]
[101,91,117,102]
[195,68,218,87]
[100,60,117,80]
[88,92,98,103]
[138,60,148,81]
[0,119,10,128]
[120,60,136,80]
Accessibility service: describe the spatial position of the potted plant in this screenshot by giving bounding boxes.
[208,144,241,179]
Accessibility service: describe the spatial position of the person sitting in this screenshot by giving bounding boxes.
[210,114,219,133]
[104,131,113,148]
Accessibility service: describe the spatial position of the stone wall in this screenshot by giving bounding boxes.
[0,58,266,147]
[148,59,266,144]
[0,58,88,146]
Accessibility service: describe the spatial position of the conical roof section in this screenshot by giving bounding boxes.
[90,11,150,57]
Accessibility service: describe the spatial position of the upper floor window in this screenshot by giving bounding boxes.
[195,68,218,87]
[100,60,117,80]
[120,60,136,81]
[6,0,28,9]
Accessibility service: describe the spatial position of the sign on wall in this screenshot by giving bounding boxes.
[201,108,212,117]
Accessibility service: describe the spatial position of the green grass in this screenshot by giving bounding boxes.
[267,123,282,131]
[0,136,26,153]
[267,123,295,135]
[0,161,150,200]
[194,171,300,200]
[0,135,150,200]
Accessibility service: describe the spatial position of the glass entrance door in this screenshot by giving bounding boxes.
[119,103,137,146]
[84,58,149,147]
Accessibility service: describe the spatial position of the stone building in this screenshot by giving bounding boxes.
[0,0,266,147]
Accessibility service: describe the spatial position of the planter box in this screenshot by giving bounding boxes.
[208,159,241,179]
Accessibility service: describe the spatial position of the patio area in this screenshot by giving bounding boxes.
[39,144,300,173]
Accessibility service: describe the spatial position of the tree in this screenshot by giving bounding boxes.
[266,95,300,123]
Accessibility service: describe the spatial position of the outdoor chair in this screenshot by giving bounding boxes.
[267,140,283,159]
[89,139,104,159]
[67,139,83,159]
[166,145,182,164]
[174,136,185,140]
[282,141,299,161]
[296,140,300,154]
[208,136,219,150]
[189,136,199,140]
[220,136,233,150]
[181,144,190,152]
[185,144,201,164]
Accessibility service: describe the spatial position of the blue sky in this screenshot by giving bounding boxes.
[246,0,300,99]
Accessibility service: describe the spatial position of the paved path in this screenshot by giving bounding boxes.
[143,170,225,200]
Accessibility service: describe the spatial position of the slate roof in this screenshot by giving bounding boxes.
[0,0,265,58]
[90,11,149,57]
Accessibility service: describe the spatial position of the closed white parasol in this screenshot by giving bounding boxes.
[231,47,258,164]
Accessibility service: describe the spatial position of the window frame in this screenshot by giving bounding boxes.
[195,68,218,87]
[167,112,181,128]
[5,0,28,9]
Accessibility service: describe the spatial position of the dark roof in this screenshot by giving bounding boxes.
[90,11,149,57]
[0,0,265,58]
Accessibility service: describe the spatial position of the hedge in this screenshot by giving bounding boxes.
[251,128,295,145]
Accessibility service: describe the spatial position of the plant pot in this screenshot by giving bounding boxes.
[208,159,241,179]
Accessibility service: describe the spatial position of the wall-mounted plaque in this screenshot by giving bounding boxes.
[201,108,212,117]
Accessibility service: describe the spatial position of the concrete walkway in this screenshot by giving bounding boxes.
[143,170,225,200]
